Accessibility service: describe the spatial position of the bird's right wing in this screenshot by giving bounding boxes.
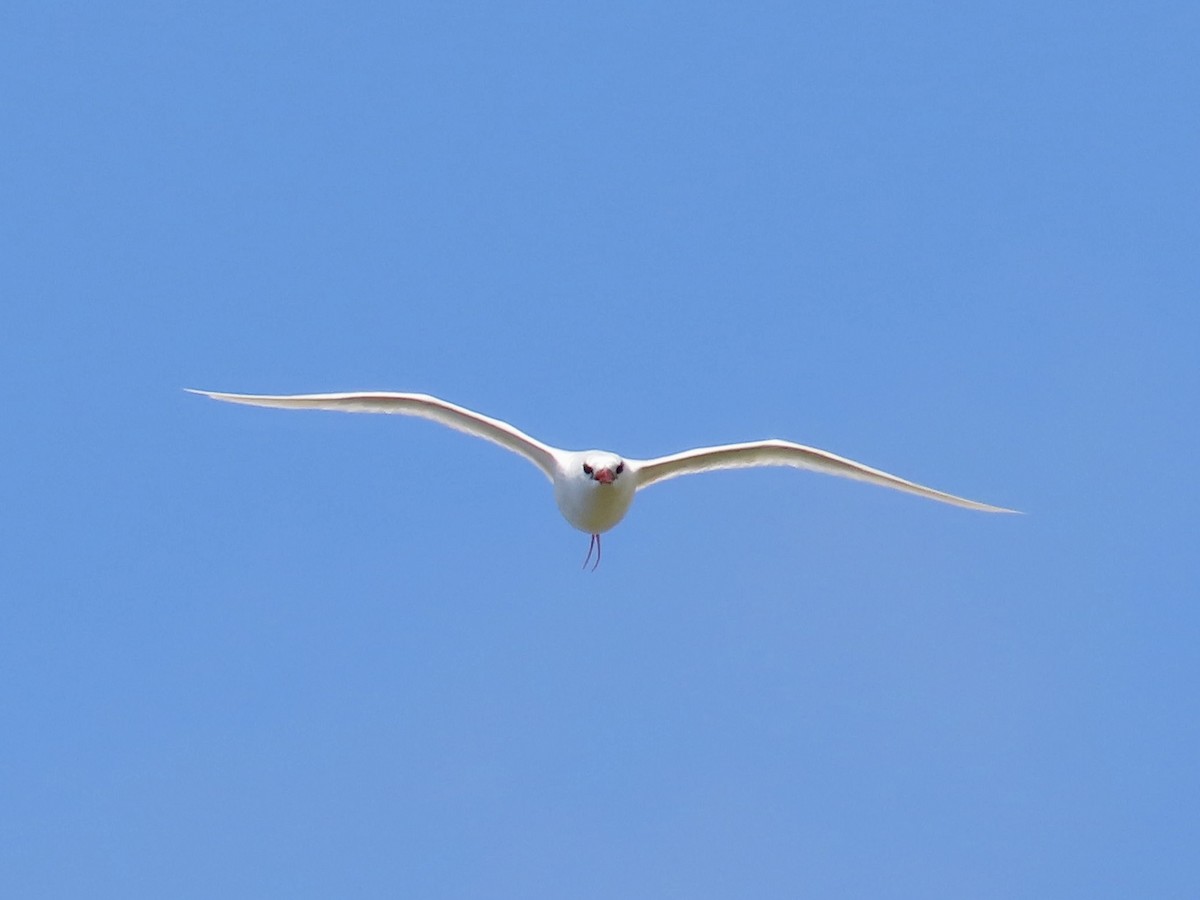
[631,439,1017,513]
[187,390,559,481]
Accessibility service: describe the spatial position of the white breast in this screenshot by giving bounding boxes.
[552,467,637,534]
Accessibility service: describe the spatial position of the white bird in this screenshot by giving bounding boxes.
[188,389,1017,568]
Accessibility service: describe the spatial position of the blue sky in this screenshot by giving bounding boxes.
[3,1,1198,896]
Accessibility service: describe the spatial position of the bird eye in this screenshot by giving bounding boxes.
[615,462,624,474]
[582,463,593,475]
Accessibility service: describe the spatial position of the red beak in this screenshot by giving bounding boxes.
[594,468,615,484]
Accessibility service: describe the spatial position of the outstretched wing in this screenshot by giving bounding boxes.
[187,390,559,481]
[630,439,1016,513]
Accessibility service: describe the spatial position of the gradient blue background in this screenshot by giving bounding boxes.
[3,2,1197,897]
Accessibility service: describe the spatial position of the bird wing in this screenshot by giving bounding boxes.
[187,390,559,481]
[630,439,1017,513]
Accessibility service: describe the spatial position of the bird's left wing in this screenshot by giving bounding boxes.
[630,440,1017,513]
[187,390,559,481]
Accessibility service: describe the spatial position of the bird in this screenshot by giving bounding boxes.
[187,389,1017,569]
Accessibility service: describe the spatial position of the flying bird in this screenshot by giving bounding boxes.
[188,389,1017,568]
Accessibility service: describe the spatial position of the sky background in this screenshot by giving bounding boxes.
[3,1,1198,897]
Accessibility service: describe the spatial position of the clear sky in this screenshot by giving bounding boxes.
[3,2,1198,897]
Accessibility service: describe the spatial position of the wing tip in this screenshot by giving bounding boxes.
[969,500,1022,514]
[185,388,249,404]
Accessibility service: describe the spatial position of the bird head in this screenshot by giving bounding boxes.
[581,453,625,486]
